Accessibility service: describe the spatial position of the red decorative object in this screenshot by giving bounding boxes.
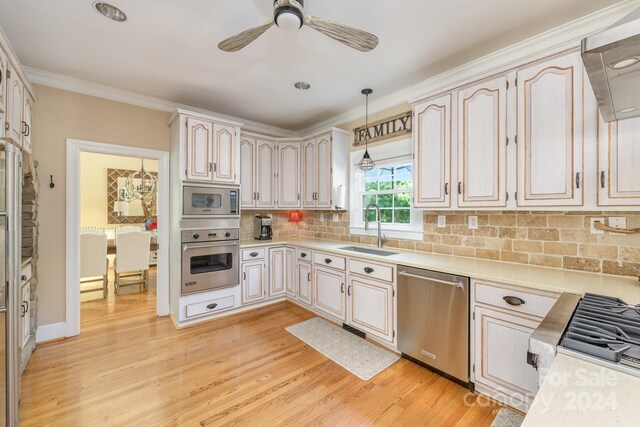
[148,220,158,230]
[289,211,302,223]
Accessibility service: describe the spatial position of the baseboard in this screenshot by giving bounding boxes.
[35,322,66,343]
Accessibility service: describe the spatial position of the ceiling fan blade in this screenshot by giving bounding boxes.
[218,21,275,52]
[305,15,379,52]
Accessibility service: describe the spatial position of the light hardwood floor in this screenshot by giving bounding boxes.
[20,292,500,426]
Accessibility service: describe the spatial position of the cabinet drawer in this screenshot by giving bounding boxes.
[313,252,346,271]
[297,248,312,261]
[185,295,235,319]
[20,263,32,286]
[349,259,394,283]
[474,281,559,319]
[242,248,266,261]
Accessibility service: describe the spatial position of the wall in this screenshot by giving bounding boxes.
[242,210,640,278]
[80,152,158,229]
[32,84,170,326]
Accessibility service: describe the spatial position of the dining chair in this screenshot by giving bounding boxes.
[80,228,108,298]
[113,230,151,295]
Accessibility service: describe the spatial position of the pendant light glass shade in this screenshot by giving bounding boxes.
[358,88,375,171]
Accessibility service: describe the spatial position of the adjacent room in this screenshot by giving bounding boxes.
[1,1,640,426]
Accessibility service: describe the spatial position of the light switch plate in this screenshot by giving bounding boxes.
[320,213,325,222]
[468,216,478,230]
[332,214,339,223]
[609,217,627,235]
[590,218,605,234]
[438,215,446,228]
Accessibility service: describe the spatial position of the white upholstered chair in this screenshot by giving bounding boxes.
[114,230,151,295]
[80,228,108,298]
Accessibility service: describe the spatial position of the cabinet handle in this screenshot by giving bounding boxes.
[297,193,300,201]
[24,300,29,314]
[21,121,27,135]
[20,303,26,318]
[324,258,332,264]
[444,183,449,195]
[206,303,218,310]
[250,252,259,257]
[458,182,462,195]
[4,122,9,131]
[341,283,344,293]
[600,171,606,189]
[347,285,352,296]
[25,124,30,137]
[243,272,246,280]
[503,296,525,306]
[256,192,260,200]
[307,273,311,282]
[213,163,217,172]
[364,267,374,274]
[575,172,581,189]
[300,253,307,258]
[209,162,213,172]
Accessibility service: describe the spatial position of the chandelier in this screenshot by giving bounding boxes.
[358,88,376,171]
[125,159,157,203]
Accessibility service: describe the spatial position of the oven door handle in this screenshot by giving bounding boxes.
[183,241,240,251]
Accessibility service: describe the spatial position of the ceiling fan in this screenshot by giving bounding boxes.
[218,0,379,53]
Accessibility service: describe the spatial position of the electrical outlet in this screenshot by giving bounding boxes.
[590,217,605,234]
[468,216,478,230]
[320,213,325,222]
[332,214,339,223]
[609,217,627,235]
[438,215,446,228]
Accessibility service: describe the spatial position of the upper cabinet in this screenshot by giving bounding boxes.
[516,52,584,207]
[186,117,213,181]
[213,124,237,183]
[7,64,24,145]
[413,94,451,208]
[240,134,276,209]
[22,93,33,153]
[457,76,508,208]
[278,141,301,209]
[240,136,256,208]
[302,130,349,210]
[0,47,6,115]
[598,115,640,206]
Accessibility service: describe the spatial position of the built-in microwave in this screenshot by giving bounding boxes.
[183,185,239,218]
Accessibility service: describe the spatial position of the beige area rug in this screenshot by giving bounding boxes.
[286,317,400,381]
[491,408,525,427]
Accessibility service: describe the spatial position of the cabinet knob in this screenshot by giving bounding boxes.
[364,267,374,274]
[206,303,218,310]
[503,296,525,306]
[250,252,259,257]
[300,253,307,258]
[21,275,27,281]
[324,258,332,264]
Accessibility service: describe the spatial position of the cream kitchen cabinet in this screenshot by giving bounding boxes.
[516,52,584,207]
[597,114,640,206]
[413,93,452,208]
[268,247,287,297]
[22,92,33,153]
[240,133,276,208]
[241,261,266,305]
[6,64,24,145]
[20,283,30,349]
[313,265,346,321]
[347,275,395,343]
[213,123,237,183]
[278,141,302,209]
[0,47,6,114]
[457,76,508,207]
[285,247,296,297]
[296,260,313,306]
[186,117,214,181]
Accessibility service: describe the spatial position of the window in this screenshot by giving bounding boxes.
[349,139,423,240]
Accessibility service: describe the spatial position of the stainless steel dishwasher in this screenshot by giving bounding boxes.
[397,266,471,387]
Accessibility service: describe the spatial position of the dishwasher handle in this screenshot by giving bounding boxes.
[397,271,465,289]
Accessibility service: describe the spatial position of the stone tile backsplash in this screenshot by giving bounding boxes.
[241,211,640,278]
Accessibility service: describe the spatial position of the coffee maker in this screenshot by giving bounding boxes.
[254,215,273,240]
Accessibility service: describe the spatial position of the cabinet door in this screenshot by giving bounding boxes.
[240,136,256,208]
[242,262,266,304]
[213,123,237,183]
[0,49,7,114]
[598,115,640,206]
[458,77,507,207]
[302,139,316,208]
[186,117,213,181]
[7,66,24,144]
[269,248,286,297]
[474,306,540,405]
[21,284,30,349]
[348,276,394,343]
[285,248,296,297]
[413,94,451,208]
[314,266,346,321]
[315,134,332,208]
[256,139,276,208]
[296,261,312,305]
[517,52,583,206]
[23,93,33,153]
[278,142,301,208]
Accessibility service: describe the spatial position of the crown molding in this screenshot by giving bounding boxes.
[297,0,640,136]
[24,67,296,138]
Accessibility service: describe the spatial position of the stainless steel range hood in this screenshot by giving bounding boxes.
[582,8,640,122]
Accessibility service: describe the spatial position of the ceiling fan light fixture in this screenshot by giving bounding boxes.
[93,2,127,22]
[275,9,303,32]
[294,81,311,90]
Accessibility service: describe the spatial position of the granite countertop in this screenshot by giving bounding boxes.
[522,353,640,426]
[240,238,640,303]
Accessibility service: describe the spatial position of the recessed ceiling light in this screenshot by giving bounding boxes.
[617,107,638,114]
[294,82,311,90]
[609,57,640,70]
[93,2,127,22]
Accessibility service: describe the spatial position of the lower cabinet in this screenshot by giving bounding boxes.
[20,283,30,349]
[242,261,266,305]
[269,247,286,297]
[347,275,395,343]
[296,260,313,306]
[285,248,296,297]
[474,306,539,405]
[313,266,346,321]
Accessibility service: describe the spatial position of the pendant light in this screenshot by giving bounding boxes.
[125,159,157,202]
[358,88,375,171]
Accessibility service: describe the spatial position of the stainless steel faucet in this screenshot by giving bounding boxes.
[365,202,385,248]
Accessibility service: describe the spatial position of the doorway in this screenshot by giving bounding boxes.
[66,139,169,337]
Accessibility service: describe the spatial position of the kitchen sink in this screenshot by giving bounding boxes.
[339,246,399,257]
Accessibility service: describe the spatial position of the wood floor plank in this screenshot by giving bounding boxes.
[20,289,500,426]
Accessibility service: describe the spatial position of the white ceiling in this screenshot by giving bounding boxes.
[0,0,622,131]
